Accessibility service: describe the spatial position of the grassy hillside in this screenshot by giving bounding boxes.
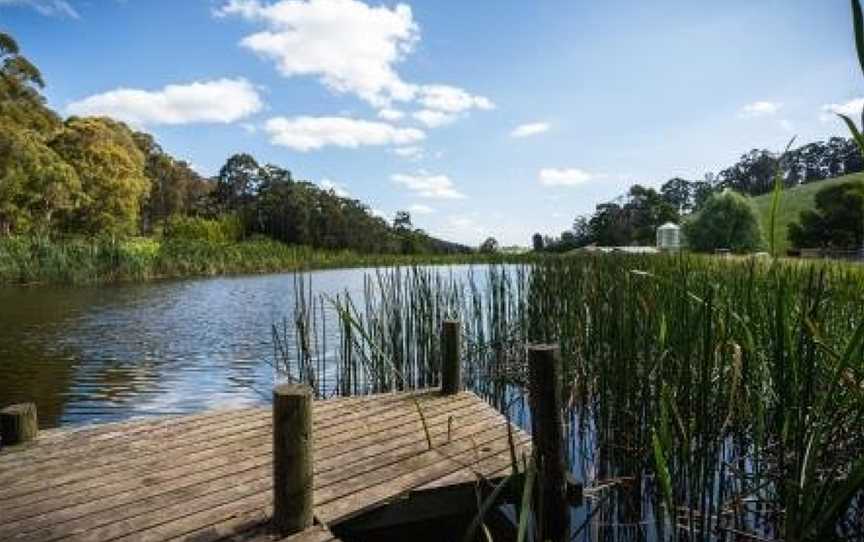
[751,172,864,254]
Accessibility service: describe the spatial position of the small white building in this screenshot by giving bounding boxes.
[656,222,681,251]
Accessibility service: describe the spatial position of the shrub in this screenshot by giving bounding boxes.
[683,190,764,253]
[164,214,242,243]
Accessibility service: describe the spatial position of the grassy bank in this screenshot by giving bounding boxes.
[0,235,525,285]
[751,172,864,253]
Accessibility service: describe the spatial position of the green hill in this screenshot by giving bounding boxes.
[751,172,864,254]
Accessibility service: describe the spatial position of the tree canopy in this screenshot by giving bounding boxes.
[0,30,469,255]
[788,180,864,250]
[683,190,764,253]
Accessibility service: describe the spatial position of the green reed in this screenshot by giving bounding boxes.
[276,254,864,540]
[0,234,525,285]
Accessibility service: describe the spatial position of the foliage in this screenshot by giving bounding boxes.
[0,235,517,285]
[278,255,864,538]
[165,214,243,243]
[478,236,499,253]
[751,172,864,254]
[683,190,764,252]
[133,132,211,232]
[0,32,59,133]
[0,120,80,235]
[531,232,544,251]
[49,116,149,236]
[788,179,864,249]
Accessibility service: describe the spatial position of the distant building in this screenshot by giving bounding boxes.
[656,222,681,251]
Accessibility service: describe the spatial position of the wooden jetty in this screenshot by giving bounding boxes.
[0,389,531,542]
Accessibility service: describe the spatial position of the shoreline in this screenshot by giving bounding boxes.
[0,235,530,286]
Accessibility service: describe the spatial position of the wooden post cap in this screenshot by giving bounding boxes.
[1,403,39,445]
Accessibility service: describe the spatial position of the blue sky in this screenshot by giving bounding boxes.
[0,0,861,245]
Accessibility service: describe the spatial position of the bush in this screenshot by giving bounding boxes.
[683,190,764,253]
[788,180,864,249]
[164,215,242,243]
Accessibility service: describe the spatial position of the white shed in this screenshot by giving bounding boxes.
[656,222,681,250]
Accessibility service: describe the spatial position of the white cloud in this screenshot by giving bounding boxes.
[0,0,78,18]
[66,78,263,126]
[216,0,494,123]
[393,146,423,159]
[378,108,405,121]
[319,178,350,197]
[371,208,389,219]
[538,168,594,187]
[416,84,494,113]
[779,119,793,132]
[820,98,864,121]
[412,109,459,128]
[408,203,435,215]
[391,172,465,199]
[739,101,782,118]
[265,116,424,151]
[433,215,487,245]
[216,0,418,107]
[510,122,549,138]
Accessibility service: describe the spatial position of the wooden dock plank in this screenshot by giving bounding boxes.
[0,398,489,528]
[0,389,529,542]
[0,392,476,503]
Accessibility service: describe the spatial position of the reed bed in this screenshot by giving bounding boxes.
[274,254,864,541]
[0,235,523,285]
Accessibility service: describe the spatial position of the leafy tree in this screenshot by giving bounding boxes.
[393,211,412,231]
[0,32,59,133]
[0,120,80,234]
[213,153,260,213]
[134,132,210,232]
[49,117,149,235]
[682,190,764,253]
[624,184,679,244]
[479,237,499,253]
[589,203,630,246]
[788,180,864,249]
[531,232,544,251]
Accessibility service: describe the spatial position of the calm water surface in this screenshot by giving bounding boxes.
[1,268,457,428]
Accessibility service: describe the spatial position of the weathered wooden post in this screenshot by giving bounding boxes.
[0,403,38,446]
[272,383,313,536]
[528,344,570,542]
[441,319,461,395]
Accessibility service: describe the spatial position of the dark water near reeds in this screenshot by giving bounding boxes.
[0,267,448,428]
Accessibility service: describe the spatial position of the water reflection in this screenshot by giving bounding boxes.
[0,269,385,428]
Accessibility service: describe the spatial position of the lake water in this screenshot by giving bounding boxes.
[0,268,436,428]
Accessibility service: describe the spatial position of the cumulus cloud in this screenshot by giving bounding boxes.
[391,172,465,199]
[216,0,418,107]
[739,101,782,118]
[319,178,350,197]
[66,78,263,126]
[217,0,494,123]
[412,109,458,128]
[0,0,78,18]
[538,168,594,187]
[416,84,494,113]
[393,146,423,159]
[408,203,435,214]
[378,108,405,121]
[820,98,864,121]
[265,115,424,151]
[510,122,549,138]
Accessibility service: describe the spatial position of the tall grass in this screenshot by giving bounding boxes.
[275,254,864,540]
[0,235,527,285]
